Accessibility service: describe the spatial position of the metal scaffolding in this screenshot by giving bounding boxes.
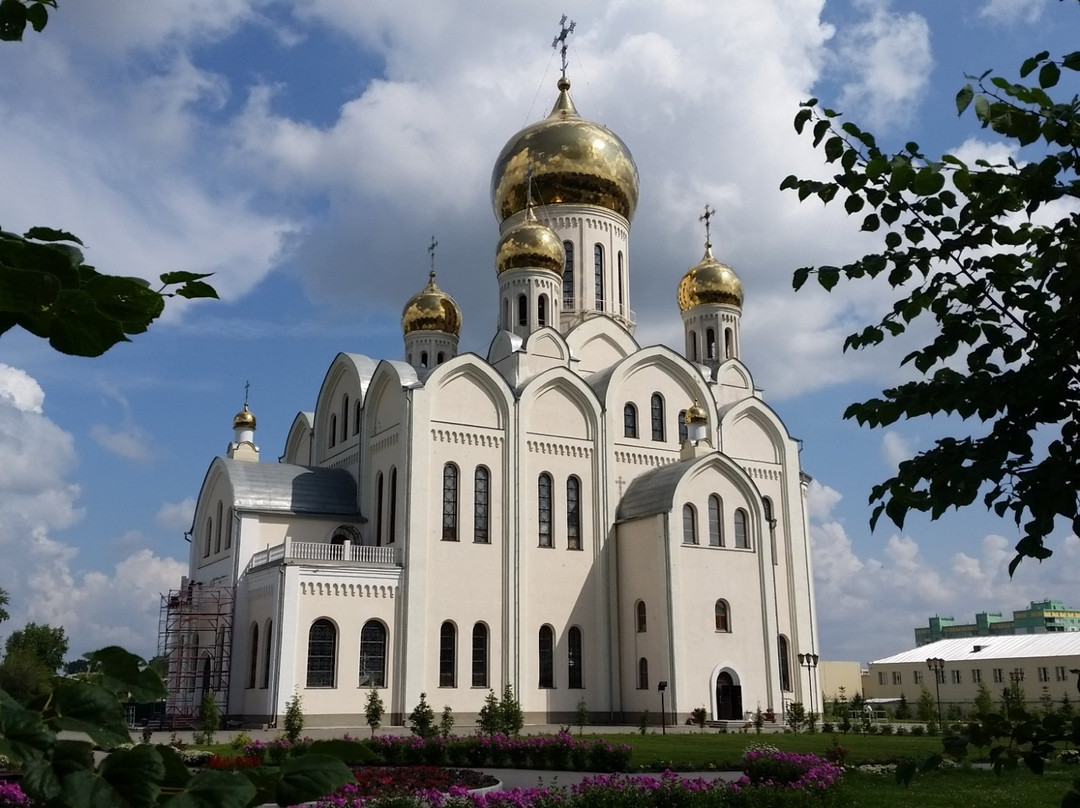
[157,581,234,728]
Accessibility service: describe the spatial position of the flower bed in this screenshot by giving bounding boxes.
[0,782,31,808]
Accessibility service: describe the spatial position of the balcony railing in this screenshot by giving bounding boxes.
[247,539,400,570]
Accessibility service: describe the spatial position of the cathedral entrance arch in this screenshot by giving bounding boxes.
[715,670,743,721]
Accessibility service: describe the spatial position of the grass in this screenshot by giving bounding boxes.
[840,766,1075,807]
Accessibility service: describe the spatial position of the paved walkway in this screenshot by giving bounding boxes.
[479,768,741,790]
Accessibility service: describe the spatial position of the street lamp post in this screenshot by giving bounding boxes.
[926,657,945,726]
[1008,668,1025,711]
[797,652,820,716]
[657,681,668,735]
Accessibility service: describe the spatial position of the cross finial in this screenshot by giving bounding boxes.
[699,204,716,248]
[243,380,250,406]
[552,14,576,80]
[428,235,438,273]
[525,163,535,208]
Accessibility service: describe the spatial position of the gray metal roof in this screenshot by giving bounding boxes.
[873,633,1080,665]
[615,458,694,522]
[221,458,359,515]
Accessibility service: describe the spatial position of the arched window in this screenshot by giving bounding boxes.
[474,466,490,543]
[715,600,731,632]
[568,626,583,689]
[439,621,456,687]
[354,399,362,435]
[442,463,459,541]
[329,415,337,448]
[707,328,717,360]
[360,620,387,687]
[437,351,445,364]
[538,294,548,327]
[623,403,638,438]
[307,619,336,687]
[725,328,734,358]
[764,496,776,563]
[651,394,665,441]
[567,476,581,550]
[375,472,384,544]
[690,330,699,361]
[420,351,429,368]
[261,619,273,689]
[563,241,575,308]
[472,623,488,688]
[518,294,528,326]
[708,495,723,546]
[636,601,647,633]
[538,472,553,547]
[618,251,624,312]
[683,503,698,544]
[538,625,555,688]
[778,635,792,692]
[637,657,649,690]
[247,623,259,688]
[225,507,233,550]
[678,410,688,444]
[389,467,398,544]
[341,395,349,441]
[204,517,212,558]
[214,501,223,553]
[734,509,750,549]
[503,298,510,330]
[594,244,605,310]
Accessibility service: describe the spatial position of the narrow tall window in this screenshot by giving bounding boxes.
[618,251,624,312]
[715,600,730,632]
[708,495,723,546]
[442,463,459,541]
[376,472,384,544]
[421,351,428,368]
[539,625,555,688]
[261,620,273,689]
[342,395,349,441]
[778,635,792,691]
[650,394,665,441]
[389,468,398,543]
[636,601,647,633]
[678,410,688,444]
[725,328,734,358]
[594,244,605,310]
[518,294,528,326]
[472,623,489,688]
[734,509,749,549]
[567,476,581,550]
[568,626,583,688]
[538,473,553,547]
[638,658,649,690]
[360,620,387,687]
[538,294,548,327]
[623,403,638,438]
[690,330,698,361]
[306,619,336,687]
[563,241,575,308]
[439,621,456,687]
[204,517,211,558]
[354,400,362,435]
[503,298,510,330]
[682,503,698,544]
[225,507,233,550]
[329,414,337,447]
[247,623,259,688]
[214,501,223,553]
[707,328,717,360]
[474,466,490,543]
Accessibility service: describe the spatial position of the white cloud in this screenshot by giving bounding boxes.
[90,424,153,461]
[157,498,197,531]
[881,430,912,469]
[0,364,45,413]
[980,0,1047,24]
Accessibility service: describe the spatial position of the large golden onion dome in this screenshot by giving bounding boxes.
[491,77,639,222]
[677,243,744,311]
[233,403,256,430]
[495,206,565,275]
[402,271,462,336]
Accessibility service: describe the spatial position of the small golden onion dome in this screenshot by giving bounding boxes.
[233,403,256,430]
[402,271,462,336]
[495,206,565,275]
[677,243,744,312]
[685,400,708,424]
[491,77,640,222]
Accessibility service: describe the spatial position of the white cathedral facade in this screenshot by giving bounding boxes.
[169,69,821,728]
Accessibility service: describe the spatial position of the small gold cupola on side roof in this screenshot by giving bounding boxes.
[403,237,462,372]
[228,386,259,461]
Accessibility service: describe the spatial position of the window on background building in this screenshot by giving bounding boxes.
[878,672,885,686]
[734,509,750,549]
[472,623,488,688]
[623,403,638,438]
[682,504,698,544]
[359,620,387,688]
[914,670,923,685]
[709,495,723,546]
[568,626,583,689]
[306,619,336,688]
[778,636,792,692]
[636,601,647,633]
[563,242,575,308]
[247,623,259,688]
[678,410,688,444]
[567,476,581,550]
[950,670,961,684]
[715,600,730,632]
[474,466,490,543]
[442,463,459,541]
[539,625,555,688]
[650,394,664,441]
[388,468,398,543]
[538,473,553,547]
[594,244,605,310]
[439,622,456,687]
[637,657,649,690]
[993,668,1004,683]
[261,620,273,689]
[1039,666,1050,682]
[1057,666,1068,681]
[892,671,902,685]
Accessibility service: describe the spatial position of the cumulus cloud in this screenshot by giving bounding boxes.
[980,0,1047,24]
[90,424,153,461]
[157,498,198,532]
[881,431,912,469]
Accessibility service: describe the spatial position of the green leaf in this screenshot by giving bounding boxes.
[955,85,974,115]
[164,769,257,808]
[49,680,132,748]
[100,744,165,808]
[23,226,82,245]
[160,270,214,285]
[844,194,864,214]
[0,0,29,41]
[812,118,829,148]
[86,646,167,704]
[24,1,47,32]
[793,107,813,134]
[817,267,840,291]
[823,136,844,163]
[0,691,55,763]
[861,213,880,232]
[1063,51,1080,71]
[275,754,355,806]
[175,280,219,300]
[1038,61,1060,89]
[974,94,991,123]
[792,267,811,291]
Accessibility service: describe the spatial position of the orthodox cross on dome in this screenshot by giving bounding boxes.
[552,14,576,80]
[699,204,716,248]
[243,380,250,406]
[525,163,535,208]
[428,235,438,273]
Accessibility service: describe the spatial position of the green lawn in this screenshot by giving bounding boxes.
[840,766,1074,808]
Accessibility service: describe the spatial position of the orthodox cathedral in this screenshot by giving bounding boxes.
[164,51,820,728]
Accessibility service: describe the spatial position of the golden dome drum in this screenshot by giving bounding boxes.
[677,245,744,312]
[491,78,639,222]
[233,404,256,430]
[495,208,565,275]
[402,272,462,336]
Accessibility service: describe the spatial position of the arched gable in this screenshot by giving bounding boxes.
[617,453,764,526]
[314,353,379,459]
[282,411,314,466]
[365,362,414,437]
[564,317,639,372]
[519,367,602,441]
[717,360,754,393]
[524,327,570,362]
[594,345,715,432]
[191,458,232,536]
[721,399,792,465]
[423,355,513,430]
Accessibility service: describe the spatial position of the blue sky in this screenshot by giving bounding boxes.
[1,0,1078,665]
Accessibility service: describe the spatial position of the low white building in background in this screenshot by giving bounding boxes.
[160,58,821,729]
[866,635,1080,712]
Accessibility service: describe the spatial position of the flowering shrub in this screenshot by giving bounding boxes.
[0,782,31,808]
[740,747,843,793]
[205,754,262,770]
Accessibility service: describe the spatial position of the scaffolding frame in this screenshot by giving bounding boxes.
[157,583,234,728]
